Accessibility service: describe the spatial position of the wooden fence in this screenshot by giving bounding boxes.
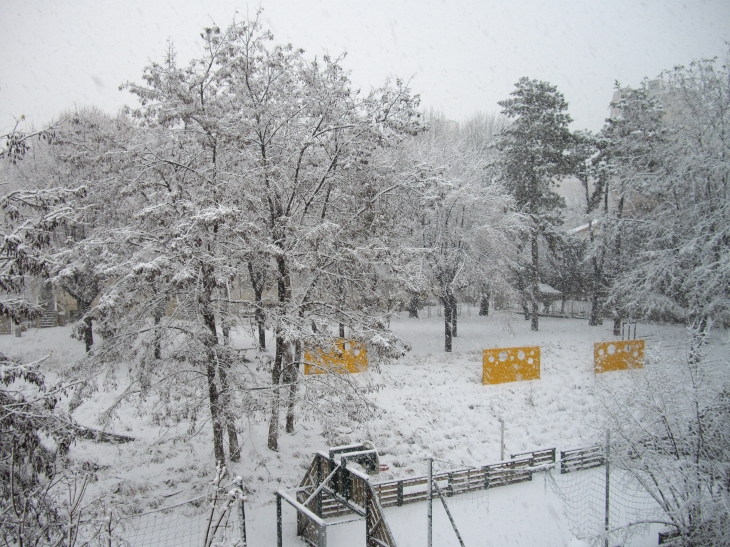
[560,445,605,474]
[372,448,556,510]
[501,299,591,319]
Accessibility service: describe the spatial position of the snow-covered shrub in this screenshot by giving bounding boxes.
[0,353,74,545]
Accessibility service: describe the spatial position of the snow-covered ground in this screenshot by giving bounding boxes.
[2,310,727,546]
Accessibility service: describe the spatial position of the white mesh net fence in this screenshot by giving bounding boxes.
[547,465,664,546]
[108,479,246,547]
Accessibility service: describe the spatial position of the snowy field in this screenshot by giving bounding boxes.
[2,309,727,546]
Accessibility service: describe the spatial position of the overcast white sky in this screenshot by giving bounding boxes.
[1,0,729,135]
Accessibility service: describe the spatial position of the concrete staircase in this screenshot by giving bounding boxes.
[38,284,57,328]
[39,308,57,328]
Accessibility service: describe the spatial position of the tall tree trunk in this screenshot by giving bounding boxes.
[285,340,301,434]
[407,295,419,318]
[514,242,530,320]
[218,293,239,462]
[268,333,284,451]
[517,268,530,320]
[206,353,225,464]
[443,292,453,352]
[153,312,162,359]
[612,313,622,336]
[530,228,540,331]
[217,351,240,462]
[479,292,490,316]
[59,279,99,353]
[74,298,95,352]
[268,254,291,452]
[82,314,94,352]
[200,264,226,463]
[612,194,625,336]
[203,307,225,463]
[588,253,604,326]
[587,222,604,326]
[221,319,231,347]
[248,261,266,350]
[589,287,603,326]
[257,314,266,349]
[451,294,458,337]
[254,288,265,349]
[687,316,709,369]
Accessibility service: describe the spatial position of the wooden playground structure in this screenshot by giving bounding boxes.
[276,441,605,547]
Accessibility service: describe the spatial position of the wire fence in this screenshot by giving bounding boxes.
[378,444,663,547]
[105,473,247,547]
[116,499,237,546]
[548,466,663,546]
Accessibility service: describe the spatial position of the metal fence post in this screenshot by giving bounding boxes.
[604,429,610,547]
[239,497,247,546]
[427,458,433,547]
[365,484,371,547]
[277,494,282,547]
[316,456,323,517]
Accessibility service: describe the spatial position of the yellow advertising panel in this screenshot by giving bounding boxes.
[594,340,644,373]
[482,346,540,385]
[303,339,368,375]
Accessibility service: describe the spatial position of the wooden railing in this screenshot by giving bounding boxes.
[560,445,605,474]
[511,447,556,466]
[372,447,556,509]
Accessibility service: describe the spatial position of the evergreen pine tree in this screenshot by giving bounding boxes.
[497,78,573,331]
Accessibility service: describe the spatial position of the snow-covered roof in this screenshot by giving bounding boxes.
[537,283,562,295]
[527,283,562,295]
[568,218,601,235]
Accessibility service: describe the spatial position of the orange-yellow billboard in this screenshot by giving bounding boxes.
[303,339,368,375]
[482,346,540,385]
[594,340,644,373]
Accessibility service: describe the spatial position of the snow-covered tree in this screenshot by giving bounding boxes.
[604,54,730,347]
[1,109,136,351]
[497,78,574,331]
[0,353,76,546]
[0,120,89,329]
[595,83,666,334]
[48,109,139,352]
[397,113,520,351]
[575,52,730,547]
[69,16,424,459]
[562,127,625,328]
